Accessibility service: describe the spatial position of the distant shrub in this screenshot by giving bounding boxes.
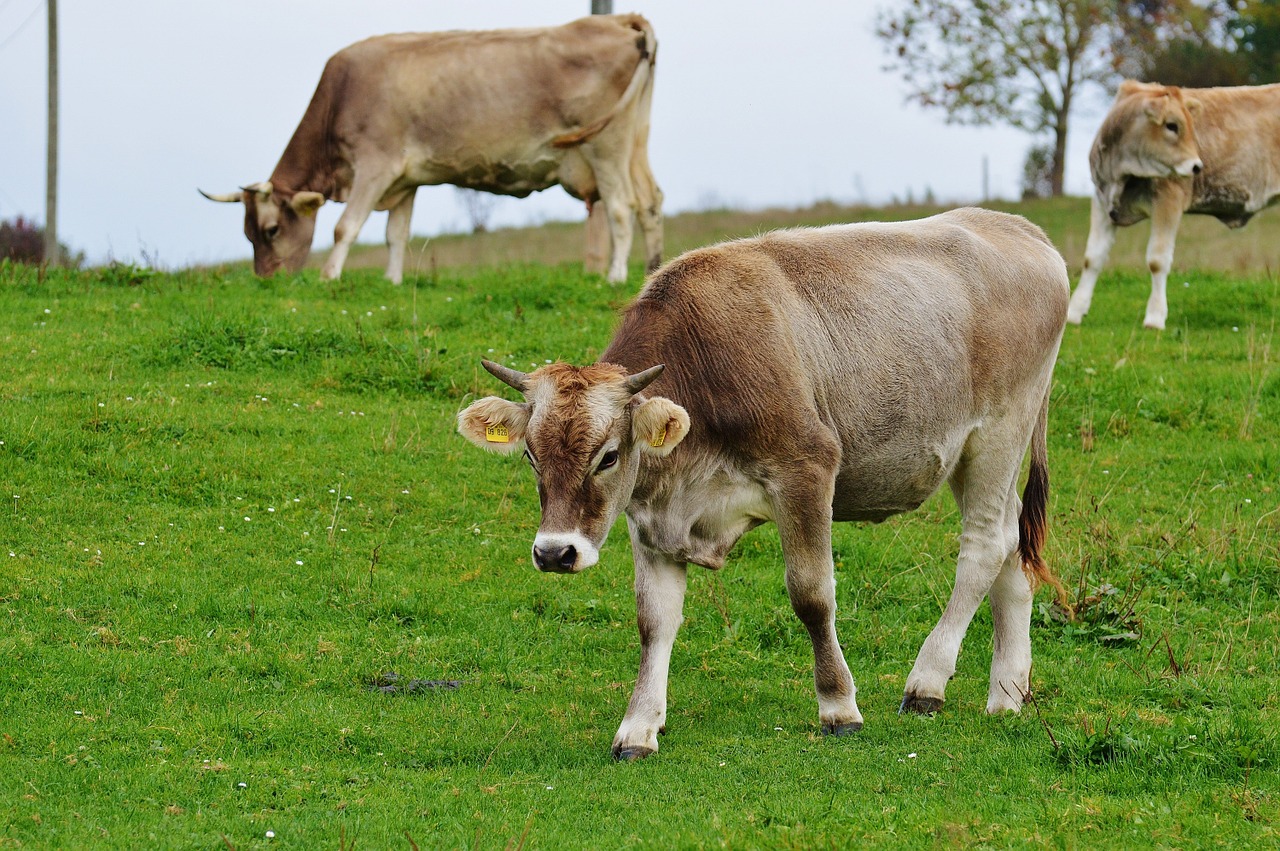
[0,216,83,267]
[1021,144,1055,201]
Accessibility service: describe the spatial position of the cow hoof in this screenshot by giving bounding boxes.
[899,693,945,715]
[821,720,863,737]
[612,744,656,762]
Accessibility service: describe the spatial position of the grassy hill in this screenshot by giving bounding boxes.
[334,195,1280,282]
[2,198,1277,846]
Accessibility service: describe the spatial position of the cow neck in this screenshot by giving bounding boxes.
[270,68,345,200]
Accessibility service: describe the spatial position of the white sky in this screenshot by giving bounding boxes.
[0,1,1104,268]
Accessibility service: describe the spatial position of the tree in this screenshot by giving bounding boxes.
[1232,0,1280,83]
[877,0,1196,196]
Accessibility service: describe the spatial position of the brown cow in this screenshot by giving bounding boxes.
[1068,80,1280,329]
[458,208,1070,759]
[201,15,663,284]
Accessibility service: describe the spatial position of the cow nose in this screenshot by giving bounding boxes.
[533,543,578,572]
[1109,209,1120,223]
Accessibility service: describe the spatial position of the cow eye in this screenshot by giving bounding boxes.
[596,450,619,473]
[1165,121,1179,134]
[264,224,280,240]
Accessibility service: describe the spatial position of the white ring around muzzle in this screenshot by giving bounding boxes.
[532,531,600,572]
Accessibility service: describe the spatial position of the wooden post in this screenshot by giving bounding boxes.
[591,0,613,14]
[44,0,59,266]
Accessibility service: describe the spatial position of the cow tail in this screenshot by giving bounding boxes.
[1018,384,1071,614]
[551,18,656,148]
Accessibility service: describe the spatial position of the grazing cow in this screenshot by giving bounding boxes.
[1068,80,1280,329]
[201,14,663,284]
[458,208,1070,759]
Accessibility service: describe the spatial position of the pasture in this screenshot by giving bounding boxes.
[1,197,1278,847]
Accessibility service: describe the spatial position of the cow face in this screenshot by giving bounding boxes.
[200,182,325,276]
[458,360,689,573]
[1109,81,1204,181]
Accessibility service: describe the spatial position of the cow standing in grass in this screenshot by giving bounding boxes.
[202,15,663,284]
[1068,80,1280,330]
[459,208,1070,759]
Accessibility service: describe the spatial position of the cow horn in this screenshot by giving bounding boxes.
[482,359,530,392]
[242,181,273,198]
[198,188,243,203]
[625,364,665,395]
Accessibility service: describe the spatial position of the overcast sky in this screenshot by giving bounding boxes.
[0,1,1104,268]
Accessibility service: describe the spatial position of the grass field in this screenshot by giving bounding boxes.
[2,197,1278,848]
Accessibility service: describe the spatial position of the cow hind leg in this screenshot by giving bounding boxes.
[630,148,664,273]
[612,531,688,761]
[1067,195,1117,325]
[593,167,636,284]
[772,445,863,736]
[986,540,1034,713]
[383,191,415,285]
[902,434,1024,715]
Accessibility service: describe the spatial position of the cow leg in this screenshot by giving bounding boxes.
[772,448,863,735]
[321,172,389,281]
[583,201,611,277]
[1142,185,1187,330]
[384,191,415,285]
[902,434,1023,714]
[986,534,1034,713]
[630,148,664,273]
[594,169,636,284]
[612,528,687,761]
[1066,195,1116,325]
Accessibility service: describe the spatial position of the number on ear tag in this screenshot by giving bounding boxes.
[485,423,510,444]
[650,424,668,448]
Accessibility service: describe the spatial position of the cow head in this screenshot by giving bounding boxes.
[458,359,689,573]
[199,182,326,276]
[1103,81,1204,181]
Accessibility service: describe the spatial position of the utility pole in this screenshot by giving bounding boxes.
[44,0,59,266]
[582,0,614,275]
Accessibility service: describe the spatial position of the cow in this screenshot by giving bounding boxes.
[201,14,663,285]
[1068,80,1280,330]
[457,208,1070,760]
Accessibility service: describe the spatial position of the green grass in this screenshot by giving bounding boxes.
[2,200,1279,847]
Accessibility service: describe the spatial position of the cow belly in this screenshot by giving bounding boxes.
[412,152,564,198]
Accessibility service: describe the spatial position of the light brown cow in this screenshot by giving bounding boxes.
[1069,80,1280,329]
[201,15,663,284]
[458,208,1070,759]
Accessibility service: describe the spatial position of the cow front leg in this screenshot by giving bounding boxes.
[903,452,1020,714]
[1067,195,1116,324]
[773,456,862,735]
[1142,185,1187,330]
[384,191,415,285]
[613,531,687,761]
[321,171,389,281]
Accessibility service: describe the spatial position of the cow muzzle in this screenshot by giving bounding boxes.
[531,531,599,573]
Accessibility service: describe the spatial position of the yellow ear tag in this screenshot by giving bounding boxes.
[485,423,510,444]
[650,424,668,448]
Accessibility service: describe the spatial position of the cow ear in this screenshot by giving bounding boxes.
[290,191,326,218]
[632,396,689,457]
[457,397,529,454]
[1184,97,1203,116]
